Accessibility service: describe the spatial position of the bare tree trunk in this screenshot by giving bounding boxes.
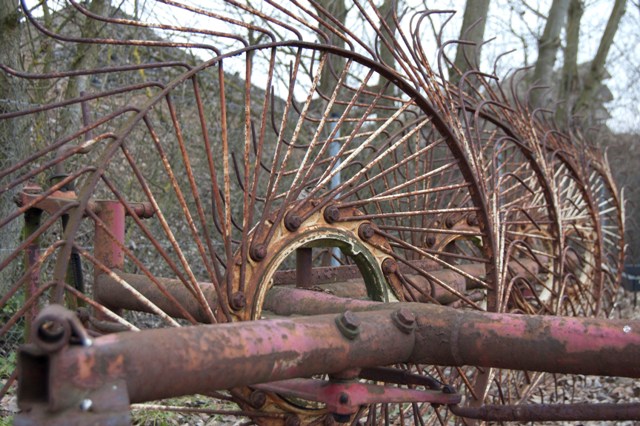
[557,0,583,125]
[377,0,398,73]
[313,0,346,97]
[574,0,627,119]
[371,0,399,105]
[451,0,491,86]
[0,0,24,155]
[0,0,26,295]
[531,0,570,108]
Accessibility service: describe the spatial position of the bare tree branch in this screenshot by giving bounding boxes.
[557,0,583,124]
[451,0,490,86]
[531,0,570,108]
[574,0,627,118]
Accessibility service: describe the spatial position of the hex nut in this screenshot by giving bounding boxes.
[391,308,416,334]
[335,310,361,340]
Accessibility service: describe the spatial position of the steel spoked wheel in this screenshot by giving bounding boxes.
[479,122,562,410]
[440,92,564,420]
[1,41,496,424]
[1,2,626,425]
[586,157,624,316]
[549,152,602,318]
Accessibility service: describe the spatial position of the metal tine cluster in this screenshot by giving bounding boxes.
[0,1,626,424]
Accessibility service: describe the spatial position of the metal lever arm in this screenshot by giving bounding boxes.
[255,378,461,416]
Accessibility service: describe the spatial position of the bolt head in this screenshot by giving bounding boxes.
[339,392,349,404]
[340,310,361,330]
[381,258,397,274]
[391,308,416,334]
[336,311,361,340]
[467,214,478,226]
[250,244,267,262]
[231,291,246,310]
[358,223,375,240]
[445,215,457,228]
[249,390,267,408]
[324,205,340,223]
[396,308,415,326]
[285,212,303,232]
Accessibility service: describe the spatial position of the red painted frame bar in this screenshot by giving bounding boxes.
[17,302,640,422]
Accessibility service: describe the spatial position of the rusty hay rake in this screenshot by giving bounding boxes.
[0,1,632,424]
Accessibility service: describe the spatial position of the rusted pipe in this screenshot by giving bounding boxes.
[409,303,640,378]
[93,201,125,275]
[18,303,640,416]
[450,402,640,422]
[263,286,380,316]
[95,271,218,323]
[21,309,414,409]
[101,259,501,321]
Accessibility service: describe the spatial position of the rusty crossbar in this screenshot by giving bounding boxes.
[15,302,640,425]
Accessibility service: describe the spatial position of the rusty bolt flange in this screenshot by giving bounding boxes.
[391,308,416,334]
[323,205,341,223]
[231,291,246,310]
[445,214,458,229]
[442,384,456,394]
[467,214,478,226]
[284,211,303,232]
[358,223,375,240]
[249,390,267,409]
[250,243,267,262]
[381,258,398,275]
[335,310,361,340]
[284,414,301,426]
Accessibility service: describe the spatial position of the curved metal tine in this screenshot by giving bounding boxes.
[19,0,222,56]
[68,0,248,48]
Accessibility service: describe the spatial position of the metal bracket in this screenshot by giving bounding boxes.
[15,305,131,426]
[254,377,461,417]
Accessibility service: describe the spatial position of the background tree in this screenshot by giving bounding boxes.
[0,0,26,294]
[573,0,626,120]
[530,0,570,108]
[557,0,583,124]
[451,0,491,85]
